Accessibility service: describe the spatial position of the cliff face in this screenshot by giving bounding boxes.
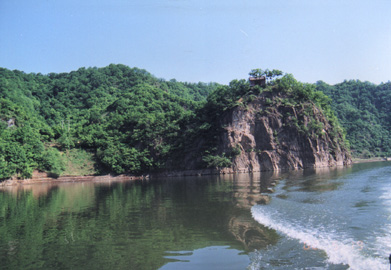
[182,91,351,174]
[222,99,350,172]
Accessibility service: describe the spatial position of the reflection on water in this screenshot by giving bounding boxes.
[1,183,56,198]
[0,163,381,270]
[281,166,353,192]
[161,246,250,270]
[0,173,281,270]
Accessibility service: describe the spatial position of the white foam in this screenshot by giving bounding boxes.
[374,184,391,258]
[251,206,387,270]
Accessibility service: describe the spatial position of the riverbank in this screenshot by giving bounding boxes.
[0,170,142,188]
[352,157,391,163]
[0,168,232,188]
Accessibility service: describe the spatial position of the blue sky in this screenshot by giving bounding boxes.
[1,0,390,85]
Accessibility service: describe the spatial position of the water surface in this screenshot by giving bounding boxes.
[1,162,390,269]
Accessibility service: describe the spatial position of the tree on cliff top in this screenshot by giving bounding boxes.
[249,68,283,82]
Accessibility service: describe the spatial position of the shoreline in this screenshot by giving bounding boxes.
[0,172,143,188]
[352,157,390,164]
[1,158,389,187]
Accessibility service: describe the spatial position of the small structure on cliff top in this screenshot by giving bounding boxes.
[249,76,266,87]
[249,68,283,87]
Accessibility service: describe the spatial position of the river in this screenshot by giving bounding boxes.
[0,162,390,269]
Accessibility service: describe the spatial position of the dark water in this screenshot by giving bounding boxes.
[0,162,390,269]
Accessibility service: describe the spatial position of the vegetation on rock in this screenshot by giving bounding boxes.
[178,72,350,170]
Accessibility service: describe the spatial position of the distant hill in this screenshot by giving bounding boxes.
[316,80,391,158]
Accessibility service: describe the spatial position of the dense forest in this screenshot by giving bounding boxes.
[316,80,391,158]
[0,64,388,180]
[0,64,219,179]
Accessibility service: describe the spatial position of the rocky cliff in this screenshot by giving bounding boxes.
[180,87,352,174]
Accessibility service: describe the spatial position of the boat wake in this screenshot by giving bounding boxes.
[251,205,387,269]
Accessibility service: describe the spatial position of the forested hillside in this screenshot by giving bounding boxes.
[1,64,385,180]
[316,80,391,158]
[0,64,218,179]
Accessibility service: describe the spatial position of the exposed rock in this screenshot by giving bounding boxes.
[7,118,15,128]
[183,92,351,173]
